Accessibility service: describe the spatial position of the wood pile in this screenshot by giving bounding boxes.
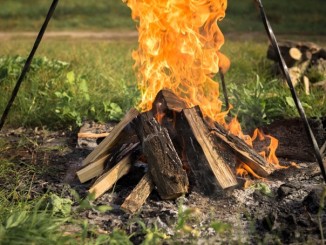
[76,90,277,213]
[267,40,326,94]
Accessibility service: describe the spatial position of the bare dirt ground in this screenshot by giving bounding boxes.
[1,121,326,244]
[1,31,325,44]
[0,31,138,41]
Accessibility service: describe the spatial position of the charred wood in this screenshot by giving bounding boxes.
[134,112,189,200]
[207,117,276,177]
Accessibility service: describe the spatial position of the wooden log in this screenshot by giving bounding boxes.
[77,132,110,138]
[303,76,310,95]
[289,47,302,62]
[134,112,189,200]
[206,115,276,177]
[82,108,139,167]
[77,141,140,183]
[77,154,110,183]
[152,89,188,115]
[177,107,238,195]
[120,172,154,213]
[267,41,321,62]
[151,89,188,145]
[89,153,133,199]
[288,59,311,87]
[259,118,326,162]
[267,45,302,67]
[313,48,326,60]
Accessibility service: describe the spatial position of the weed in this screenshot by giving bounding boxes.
[0,196,71,245]
[137,221,169,245]
[0,41,139,129]
[227,73,326,130]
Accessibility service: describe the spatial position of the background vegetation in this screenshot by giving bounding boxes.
[1,0,325,130]
[1,0,325,35]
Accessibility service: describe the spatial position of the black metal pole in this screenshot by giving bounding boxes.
[255,0,326,183]
[0,0,59,131]
[219,72,230,110]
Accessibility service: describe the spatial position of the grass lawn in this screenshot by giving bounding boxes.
[1,0,325,35]
[0,37,325,130]
[0,39,138,128]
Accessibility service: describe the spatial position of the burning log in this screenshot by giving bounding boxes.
[209,121,276,177]
[134,112,189,200]
[77,90,280,213]
[177,106,238,194]
[152,89,188,114]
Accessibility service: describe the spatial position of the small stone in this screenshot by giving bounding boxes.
[277,184,296,199]
[302,187,326,214]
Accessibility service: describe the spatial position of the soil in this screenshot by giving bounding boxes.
[1,120,326,244]
[0,31,138,41]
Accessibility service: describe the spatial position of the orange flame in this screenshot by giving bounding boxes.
[126,0,230,125]
[126,0,285,182]
[251,128,287,169]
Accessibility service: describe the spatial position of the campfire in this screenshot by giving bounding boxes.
[76,0,287,213]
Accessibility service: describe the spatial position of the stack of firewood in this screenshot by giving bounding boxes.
[267,40,326,94]
[76,90,277,214]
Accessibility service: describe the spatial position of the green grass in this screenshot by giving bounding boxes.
[0,39,139,129]
[0,0,325,35]
[0,38,325,130]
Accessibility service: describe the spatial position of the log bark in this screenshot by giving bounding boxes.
[120,172,154,213]
[267,41,321,63]
[151,89,188,148]
[82,108,139,167]
[267,45,302,67]
[177,107,238,195]
[134,112,189,200]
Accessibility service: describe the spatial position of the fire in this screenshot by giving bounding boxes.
[251,128,287,169]
[126,0,230,125]
[126,0,285,181]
